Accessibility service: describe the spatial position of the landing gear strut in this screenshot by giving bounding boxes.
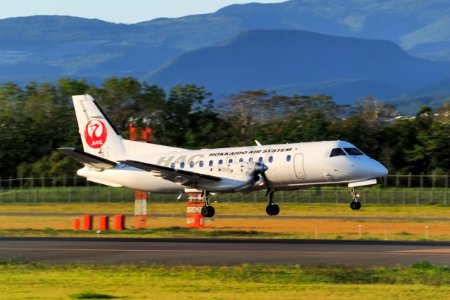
[349,187,361,210]
[266,189,280,216]
[201,191,215,218]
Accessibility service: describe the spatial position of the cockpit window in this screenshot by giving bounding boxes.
[344,148,364,156]
[330,148,347,157]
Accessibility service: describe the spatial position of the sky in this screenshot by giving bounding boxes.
[0,0,286,24]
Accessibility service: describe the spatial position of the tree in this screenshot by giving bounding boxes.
[0,77,448,178]
[251,93,338,144]
[156,84,233,148]
[220,90,274,145]
[0,83,28,178]
[331,97,397,163]
[94,77,143,133]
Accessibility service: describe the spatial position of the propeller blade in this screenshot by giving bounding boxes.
[253,162,269,187]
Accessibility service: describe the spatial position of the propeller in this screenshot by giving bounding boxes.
[253,162,269,186]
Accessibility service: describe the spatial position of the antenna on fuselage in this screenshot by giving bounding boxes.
[255,140,262,146]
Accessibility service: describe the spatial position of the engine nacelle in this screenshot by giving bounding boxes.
[200,161,269,193]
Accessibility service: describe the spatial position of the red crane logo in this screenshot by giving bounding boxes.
[84,119,107,149]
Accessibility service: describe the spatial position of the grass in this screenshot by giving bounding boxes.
[0,227,281,239]
[69,292,117,299]
[0,186,448,206]
[1,262,450,299]
[1,202,450,217]
[1,203,450,240]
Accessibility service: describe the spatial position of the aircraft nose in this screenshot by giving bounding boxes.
[372,160,388,178]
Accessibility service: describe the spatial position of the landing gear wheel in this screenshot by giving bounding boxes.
[266,204,280,216]
[265,189,279,216]
[349,187,361,210]
[350,201,361,210]
[201,205,215,218]
[200,190,215,218]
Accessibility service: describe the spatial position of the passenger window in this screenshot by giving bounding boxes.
[258,157,263,163]
[228,159,233,164]
[199,161,204,167]
[249,158,253,163]
[330,148,347,157]
[209,160,213,167]
[218,159,223,165]
[180,162,185,168]
[239,158,244,163]
[344,148,364,156]
[286,155,291,162]
[189,161,194,168]
[268,156,273,163]
[170,163,175,169]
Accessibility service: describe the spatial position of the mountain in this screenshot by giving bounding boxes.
[1,1,450,111]
[214,0,450,60]
[1,0,450,83]
[0,16,184,84]
[135,0,450,60]
[137,0,450,60]
[148,30,450,103]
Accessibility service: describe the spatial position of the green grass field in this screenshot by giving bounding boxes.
[1,261,450,299]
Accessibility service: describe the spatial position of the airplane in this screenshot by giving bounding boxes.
[60,94,388,217]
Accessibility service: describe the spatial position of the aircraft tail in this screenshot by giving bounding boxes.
[72,94,126,161]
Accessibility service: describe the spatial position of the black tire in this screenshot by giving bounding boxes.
[207,206,215,218]
[201,206,209,217]
[350,201,362,210]
[266,204,280,216]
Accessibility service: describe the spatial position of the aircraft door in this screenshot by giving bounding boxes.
[294,153,306,179]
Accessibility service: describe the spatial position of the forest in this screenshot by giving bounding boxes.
[0,77,448,179]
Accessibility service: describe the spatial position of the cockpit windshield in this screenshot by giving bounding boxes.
[330,148,347,157]
[344,147,364,156]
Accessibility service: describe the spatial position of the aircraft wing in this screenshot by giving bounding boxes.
[59,148,117,170]
[122,159,221,186]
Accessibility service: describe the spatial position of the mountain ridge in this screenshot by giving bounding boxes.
[148,29,450,103]
[1,1,450,112]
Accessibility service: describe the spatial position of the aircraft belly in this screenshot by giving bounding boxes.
[78,168,184,193]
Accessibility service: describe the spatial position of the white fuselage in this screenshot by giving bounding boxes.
[78,140,387,193]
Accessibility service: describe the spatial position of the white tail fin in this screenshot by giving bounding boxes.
[72,94,126,161]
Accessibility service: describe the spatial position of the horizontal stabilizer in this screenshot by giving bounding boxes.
[59,147,117,170]
[122,160,221,186]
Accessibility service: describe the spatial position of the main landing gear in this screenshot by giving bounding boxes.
[200,191,215,218]
[349,187,362,210]
[266,189,280,216]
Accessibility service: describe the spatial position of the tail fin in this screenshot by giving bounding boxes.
[72,94,126,161]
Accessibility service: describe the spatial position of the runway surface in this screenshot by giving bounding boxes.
[1,238,450,266]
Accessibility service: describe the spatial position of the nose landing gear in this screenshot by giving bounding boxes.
[350,187,361,210]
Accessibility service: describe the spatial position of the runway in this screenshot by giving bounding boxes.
[1,238,450,266]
